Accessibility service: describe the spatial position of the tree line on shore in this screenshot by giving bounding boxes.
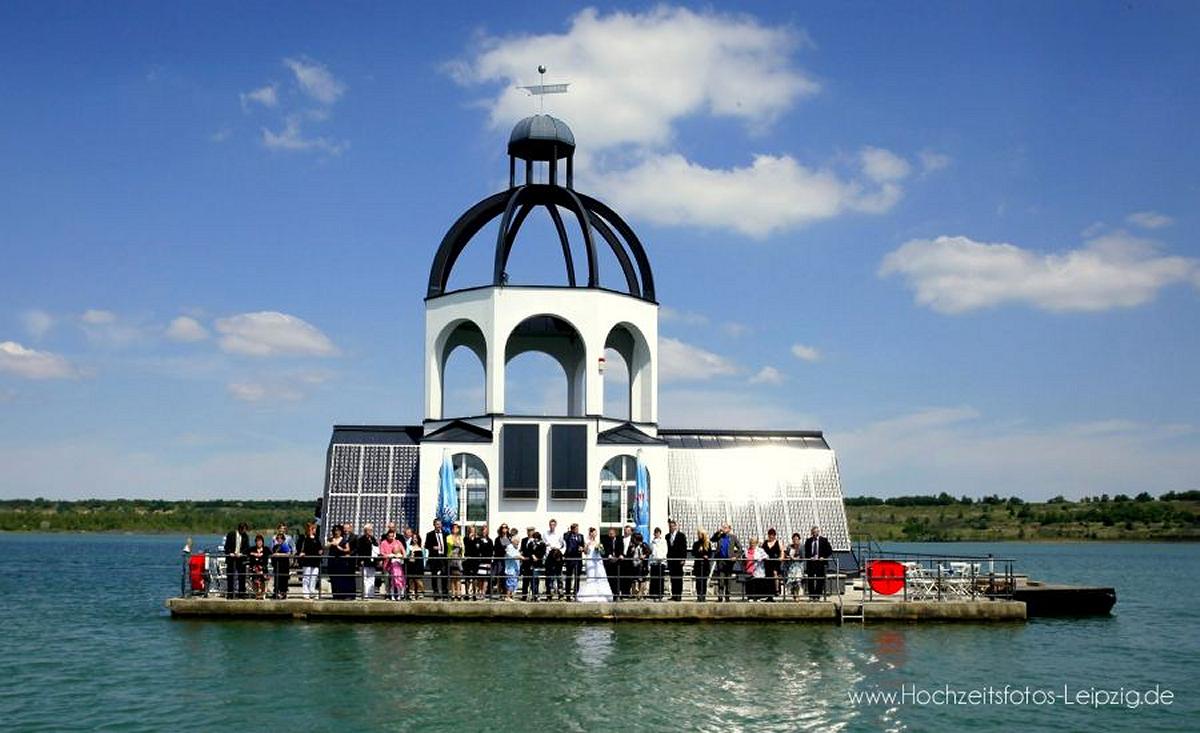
[0,499,315,533]
[1,493,1197,539]
[847,491,1200,541]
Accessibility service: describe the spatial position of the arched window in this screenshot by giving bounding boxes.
[602,346,630,420]
[505,314,586,416]
[599,455,648,527]
[453,453,488,524]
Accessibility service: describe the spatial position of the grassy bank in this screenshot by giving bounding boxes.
[0,499,315,534]
[846,493,1200,542]
[2,494,1199,541]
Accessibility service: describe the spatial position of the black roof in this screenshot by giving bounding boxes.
[330,425,422,446]
[423,420,493,443]
[597,423,667,445]
[658,428,829,450]
[508,114,575,161]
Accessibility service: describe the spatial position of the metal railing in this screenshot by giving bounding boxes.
[179,551,849,603]
[855,548,1017,602]
[182,548,1018,605]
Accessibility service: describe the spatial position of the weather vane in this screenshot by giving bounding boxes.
[520,65,569,113]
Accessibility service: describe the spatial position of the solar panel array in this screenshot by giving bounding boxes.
[322,443,419,535]
[666,446,851,550]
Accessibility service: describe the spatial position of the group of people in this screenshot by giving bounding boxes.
[221,517,835,602]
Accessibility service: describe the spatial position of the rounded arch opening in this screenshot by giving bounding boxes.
[505,314,586,416]
[602,347,631,421]
[432,319,487,420]
[442,344,486,417]
[604,322,653,423]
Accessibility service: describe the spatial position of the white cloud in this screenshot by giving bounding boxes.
[214,311,338,357]
[79,309,144,347]
[658,337,738,382]
[0,341,78,380]
[261,115,348,155]
[81,309,115,325]
[453,7,922,237]
[918,150,951,174]
[453,6,818,152]
[227,381,303,404]
[588,151,905,238]
[749,366,784,385]
[860,146,911,183]
[284,57,345,104]
[240,83,278,110]
[247,57,347,155]
[722,321,750,337]
[659,306,710,326]
[791,344,821,362]
[21,310,54,339]
[880,231,1200,314]
[165,316,209,343]
[831,407,1200,499]
[1126,210,1174,229]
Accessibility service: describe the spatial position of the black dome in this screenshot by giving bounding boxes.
[427,115,654,302]
[508,115,575,161]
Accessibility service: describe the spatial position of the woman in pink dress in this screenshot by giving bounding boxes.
[378,527,407,600]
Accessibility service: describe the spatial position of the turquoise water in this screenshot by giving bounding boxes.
[0,535,1196,731]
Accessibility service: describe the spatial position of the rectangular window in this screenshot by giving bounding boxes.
[550,424,588,499]
[601,484,622,524]
[466,484,487,522]
[501,424,539,499]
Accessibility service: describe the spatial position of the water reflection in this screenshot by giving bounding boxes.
[574,625,615,670]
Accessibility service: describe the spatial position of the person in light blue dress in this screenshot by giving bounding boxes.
[504,528,521,599]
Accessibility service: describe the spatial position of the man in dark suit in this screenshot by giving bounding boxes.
[224,522,250,599]
[616,525,635,599]
[424,519,447,599]
[804,526,834,601]
[601,527,619,597]
[518,527,536,600]
[665,519,688,601]
[562,523,585,599]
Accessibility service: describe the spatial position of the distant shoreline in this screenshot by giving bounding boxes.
[2,496,1197,541]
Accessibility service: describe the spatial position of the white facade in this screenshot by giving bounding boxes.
[419,283,666,533]
[425,286,658,421]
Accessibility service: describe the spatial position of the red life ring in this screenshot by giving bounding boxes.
[867,559,906,595]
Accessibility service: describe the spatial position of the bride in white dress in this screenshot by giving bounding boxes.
[577,527,613,603]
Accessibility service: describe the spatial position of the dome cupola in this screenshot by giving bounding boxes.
[508,114,575,161]
[426,113,655,302]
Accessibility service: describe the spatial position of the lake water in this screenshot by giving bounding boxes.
[0,535,1195,731]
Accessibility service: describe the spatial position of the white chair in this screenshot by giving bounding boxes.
[905,562,939,600]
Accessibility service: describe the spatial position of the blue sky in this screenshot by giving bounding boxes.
[1,2,1197,500]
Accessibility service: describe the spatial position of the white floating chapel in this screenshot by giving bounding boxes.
[320,114,852,557]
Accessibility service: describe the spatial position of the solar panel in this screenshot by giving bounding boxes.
[664,444,852,551]
[323,442,421,534]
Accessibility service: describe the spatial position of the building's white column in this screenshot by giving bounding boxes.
[584,336,604,416]
[425,327,442,420]
[486,337,506,414]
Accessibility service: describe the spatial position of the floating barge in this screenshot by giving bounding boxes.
[169,109,1118,626]
[166,596,1028,623]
